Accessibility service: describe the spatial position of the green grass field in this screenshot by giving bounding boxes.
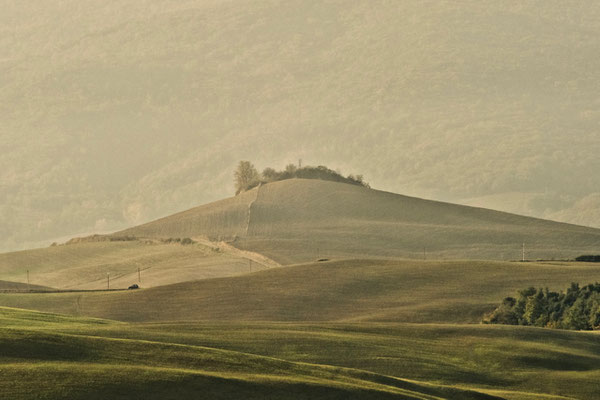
[1,307,512,400]
[2,258,600,398]
[2,307,599,399]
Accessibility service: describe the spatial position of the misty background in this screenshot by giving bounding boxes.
[2,0,600,252]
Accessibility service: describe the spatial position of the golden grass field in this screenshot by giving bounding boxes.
[0,239,274,290]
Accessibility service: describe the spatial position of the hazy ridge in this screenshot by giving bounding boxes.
[121,179,600,263]
[2,0,600,251]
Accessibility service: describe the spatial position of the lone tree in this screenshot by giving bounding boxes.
[234,160,259,195]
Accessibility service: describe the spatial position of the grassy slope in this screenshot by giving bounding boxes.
[1,259,599,323]
[0,240,270,290]
[3,307,599,399]
[96,322,600,400]
[120,179,600,264]
[0,280,53,291]
[0,307,501,400]
[5,179,598,289]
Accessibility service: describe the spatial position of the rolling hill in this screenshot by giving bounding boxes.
[2,179,599,289]
[3,306,600,399]
[0,307,504,400]
[119,179,600,264]
[2,258,599,324]
[4,1,600,398]
[3,188,600,398]
[0,239,276,290]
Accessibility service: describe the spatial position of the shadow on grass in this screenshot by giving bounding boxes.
[60,374,424,400]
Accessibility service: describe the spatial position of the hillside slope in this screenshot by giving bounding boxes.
[0,239,273,290]
[120,179,600,263]
[129,322,600,400]
[2,259,599,324]
[0,280,53,292]
[0,307,503,400]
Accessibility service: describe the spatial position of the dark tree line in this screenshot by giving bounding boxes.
[575,255,600,262]
[483,283,600,330]
[234,161,369,194]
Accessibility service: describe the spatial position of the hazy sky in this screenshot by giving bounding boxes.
[2,0,600,252]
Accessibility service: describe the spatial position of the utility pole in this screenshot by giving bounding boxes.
[138,267,141,283]
[107,273,110,290]
[522,242,525,262]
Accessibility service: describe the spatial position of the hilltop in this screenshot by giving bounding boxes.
[3,178,599,288]
[120,179,600,264]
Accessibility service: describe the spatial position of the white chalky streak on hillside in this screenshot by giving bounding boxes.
[245,184,262,237]
[192,235,280,270]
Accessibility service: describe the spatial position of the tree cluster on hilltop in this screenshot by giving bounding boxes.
[483,283,600,330]
[234,161,369,195]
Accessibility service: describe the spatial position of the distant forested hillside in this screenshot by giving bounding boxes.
[3,1,600,251]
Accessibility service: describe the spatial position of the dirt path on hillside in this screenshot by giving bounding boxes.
[245,183,262,236]
[192,235,280,269]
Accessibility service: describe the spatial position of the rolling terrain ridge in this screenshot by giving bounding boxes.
[120,179,600,264]
[1,258,599,324]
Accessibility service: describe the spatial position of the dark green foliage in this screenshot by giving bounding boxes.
[180,237,194,245]
[241,163,370,192]
[163,237,195,245]
[261,167,279,181]
[234,161,260,195]
[575,255,600,262]
[484,282,600,330]
[109,236,137,242]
